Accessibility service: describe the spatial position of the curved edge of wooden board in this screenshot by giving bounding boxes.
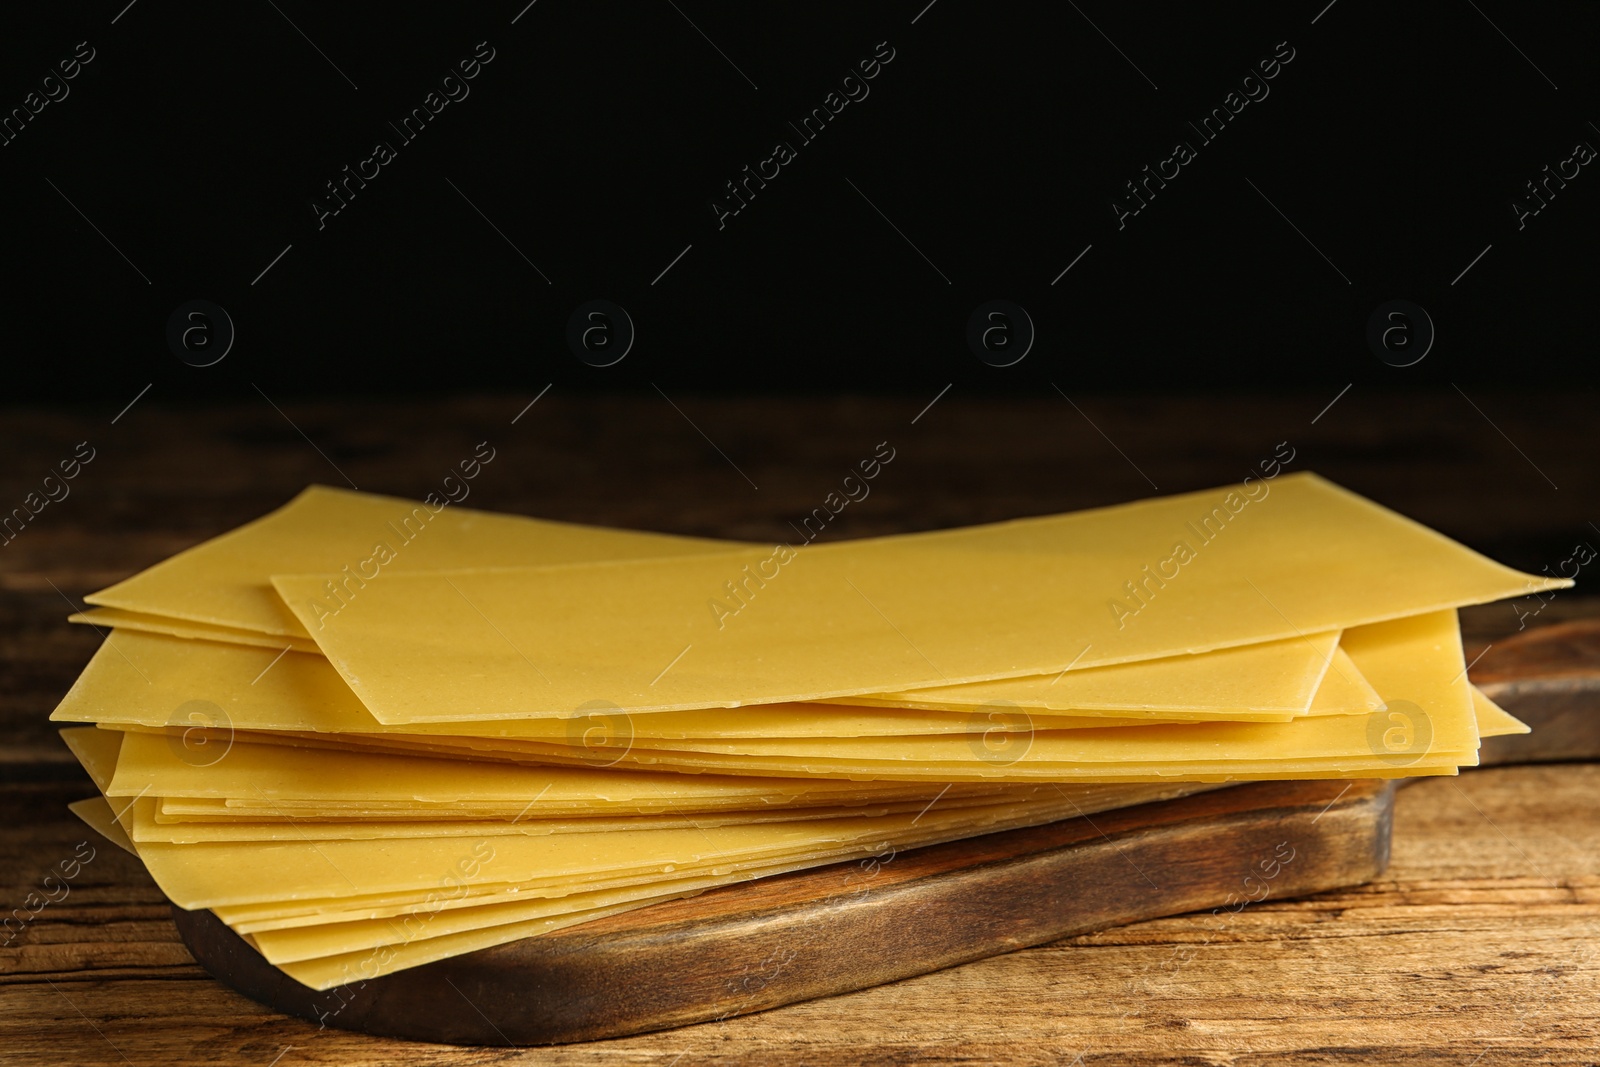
[1473,618,1600,765]
[173,778,1393,1046]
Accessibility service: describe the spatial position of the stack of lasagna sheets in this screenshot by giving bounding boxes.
[52,473,1565,990]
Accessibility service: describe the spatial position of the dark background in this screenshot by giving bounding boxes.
[0,0,1594,402]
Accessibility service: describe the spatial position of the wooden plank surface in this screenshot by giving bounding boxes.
[4,767,1596,1066]
[2,391,1597,1063]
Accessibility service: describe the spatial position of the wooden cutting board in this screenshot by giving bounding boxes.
[170,619,1600,1046]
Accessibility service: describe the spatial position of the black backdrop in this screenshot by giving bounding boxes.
[1,1,1594,402]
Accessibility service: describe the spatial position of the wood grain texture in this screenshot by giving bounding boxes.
[4,767,1596,1066]
[3,393,1597,1064]
[1475,620,1600,766]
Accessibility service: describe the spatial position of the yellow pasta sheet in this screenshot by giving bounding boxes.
[406,611,1471,781]
[830,633,1348,714]
[61,724,121,793]
[90,779,1218,992]
[71,689,1519,954]
[306,645,1375,759]
[1470,686,1528,737]
[96,616,1447,829]
[255,863,796,965]
[1297,649,1383,715]
[109,780,1215,986]
[54,628,1343,738]
[241,779,1196,968]
[123,781,1211,910]
[267,779,1203,990]
[69,607,321,653]
[60,727,141,855]
[68,798,138,855]
[274,474,1562,720]
[79,742,1210,921]
[98,644,1383,826]
[158,796,985,821]
[97,642,1372,779]
[157,792,967,820]
[85,485,736,639]
[73,603,1340,714]
[104,728,975,810]
[274,894,689,989]
[130,791,1031,844]
[75,485,1337,717]
[197,783,1219,934]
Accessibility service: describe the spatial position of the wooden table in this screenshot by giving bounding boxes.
[3,391,1597,1064]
